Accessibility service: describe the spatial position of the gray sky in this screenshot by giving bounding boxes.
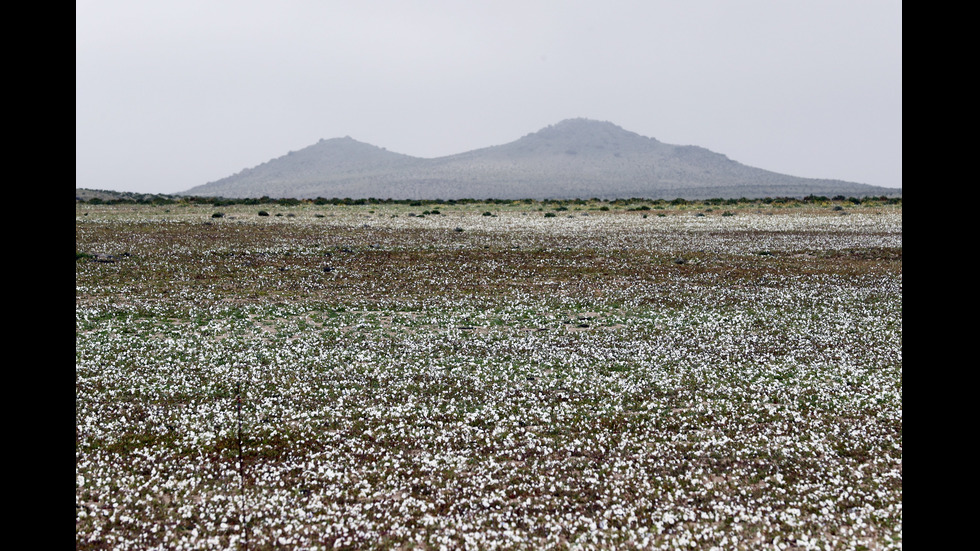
[76,0,902,195]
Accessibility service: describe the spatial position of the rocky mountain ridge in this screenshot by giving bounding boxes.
[181,118,899,200]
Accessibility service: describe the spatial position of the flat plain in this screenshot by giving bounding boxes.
[76,199,902,550]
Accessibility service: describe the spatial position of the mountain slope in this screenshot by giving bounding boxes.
[190,137,427,199]
[182,119,898,199]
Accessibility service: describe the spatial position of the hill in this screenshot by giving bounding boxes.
[180,119,899,200]
[75,188,177,203]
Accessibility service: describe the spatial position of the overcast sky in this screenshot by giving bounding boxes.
[76,0,902,195]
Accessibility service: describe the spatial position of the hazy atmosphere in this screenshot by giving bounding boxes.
[76,0,902,196]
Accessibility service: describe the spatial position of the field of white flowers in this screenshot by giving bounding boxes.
[76,200,902,550]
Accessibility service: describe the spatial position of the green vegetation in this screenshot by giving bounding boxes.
[76,190,903,209]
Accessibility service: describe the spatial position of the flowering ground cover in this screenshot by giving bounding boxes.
[76,199,902,550]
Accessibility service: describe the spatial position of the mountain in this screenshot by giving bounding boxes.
[181,119,899,200]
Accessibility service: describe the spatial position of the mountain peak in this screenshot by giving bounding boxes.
[182,118,896,200]
[553,117,620,128]
[538,118,624,133]
[526,118,654,144]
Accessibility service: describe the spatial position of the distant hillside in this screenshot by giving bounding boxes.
[181,118,900,200]
[75,188,176,203]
